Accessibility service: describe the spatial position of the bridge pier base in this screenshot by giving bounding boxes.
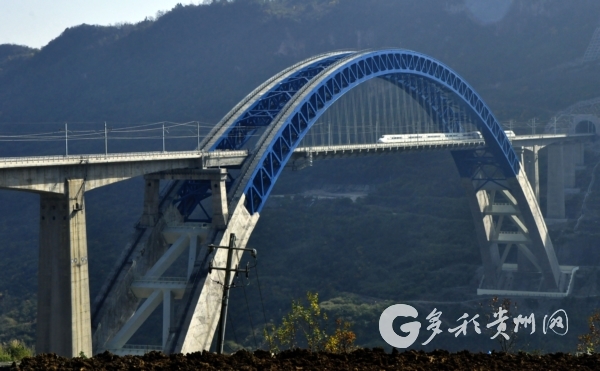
[37,179,92,357]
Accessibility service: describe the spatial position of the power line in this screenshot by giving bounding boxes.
[242,280,258,349]
[254,262,269,330]
[227,310,240,350]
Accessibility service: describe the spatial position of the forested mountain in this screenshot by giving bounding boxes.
[1,0,600,124]
[1,0,600,353]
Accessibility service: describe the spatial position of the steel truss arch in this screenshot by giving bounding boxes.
[106,49,566,355]
[232,49,521,215]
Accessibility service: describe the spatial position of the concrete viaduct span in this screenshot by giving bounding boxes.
[0,49,595,357]
[0,150,246,357]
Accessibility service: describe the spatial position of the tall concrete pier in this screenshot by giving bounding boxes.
[545,141,587,220]
[37,179,92,356]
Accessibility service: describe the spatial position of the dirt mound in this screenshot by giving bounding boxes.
[4,348,600,370]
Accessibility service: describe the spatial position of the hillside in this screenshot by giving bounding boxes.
[1,0,600,124]
[0,0,600,354]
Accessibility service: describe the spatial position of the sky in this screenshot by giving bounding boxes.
[0,0,210,49]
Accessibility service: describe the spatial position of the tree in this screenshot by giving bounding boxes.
[0,340,33,362]
[578,310,600,354]
[264,292,356,353]
[481,297,519,353]
[324,318,356,353]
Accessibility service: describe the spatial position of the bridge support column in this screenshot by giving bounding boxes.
[575,143,585,166]
[564,144,577,189]
[37,179,92,357]
[525,146,540,204]
[211,177,228,229]
[171,194,259,354]
[517,146,540,204]
[459,178,499,288]
[546,144,565,219]
[141,178,160,227]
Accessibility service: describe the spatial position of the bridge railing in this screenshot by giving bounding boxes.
[0,149,249,168]
[295,138,486,153]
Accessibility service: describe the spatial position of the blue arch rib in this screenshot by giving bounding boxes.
[240,49,520,214]
[209,52,353,151]
[175,52,354,219]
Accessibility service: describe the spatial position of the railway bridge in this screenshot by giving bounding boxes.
[0,49,596,356]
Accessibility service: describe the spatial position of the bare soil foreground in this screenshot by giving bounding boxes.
[4,348,600,370]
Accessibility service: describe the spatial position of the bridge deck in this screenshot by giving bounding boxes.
[0,149,248,169]
[294,139,484,158]
[292,133,595,159]
[0,134,591,170]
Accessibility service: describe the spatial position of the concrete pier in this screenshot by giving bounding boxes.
[563,144,576,189]
[141,179,160,227]
[36,179,92,357]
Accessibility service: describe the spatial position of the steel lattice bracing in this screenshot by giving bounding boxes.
[172,51,353,222]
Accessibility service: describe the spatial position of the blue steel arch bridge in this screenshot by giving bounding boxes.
[0,49,594,357]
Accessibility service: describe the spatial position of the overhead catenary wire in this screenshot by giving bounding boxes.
[241,280,259,349]
[0,96,560,151]
[254,261,269,333]
[0,121,435,145]
[0,117,542,145]
[227,310,240,351]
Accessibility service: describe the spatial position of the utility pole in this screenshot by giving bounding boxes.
[104,122,108,156]
[197,121,200,150]
[527,118,538,135]
[208,233,257,355]
[65,122,68,156]
[162,123,165,153]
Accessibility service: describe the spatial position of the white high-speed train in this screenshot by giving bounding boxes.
[377,130,515,143]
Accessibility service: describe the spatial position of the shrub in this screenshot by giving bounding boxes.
[0,340,33,361]
[578,310,600,354]
[264,292,356,353]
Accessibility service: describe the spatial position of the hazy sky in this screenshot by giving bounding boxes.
[0,0,208,49]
